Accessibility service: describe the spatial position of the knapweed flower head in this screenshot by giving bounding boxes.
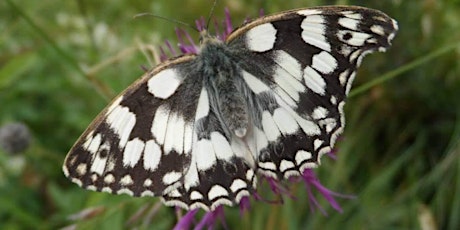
[159,8,234,61]
[159,9,350,230]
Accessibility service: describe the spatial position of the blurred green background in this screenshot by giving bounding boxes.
[1,0,459,229]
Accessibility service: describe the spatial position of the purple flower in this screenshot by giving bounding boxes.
[0,122,31,154]
[162,8,351,230]
[159,8,234,62]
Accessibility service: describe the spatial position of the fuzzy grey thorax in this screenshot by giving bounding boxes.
[197,30,249,138]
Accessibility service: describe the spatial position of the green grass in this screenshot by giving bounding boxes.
[1,0,459,229]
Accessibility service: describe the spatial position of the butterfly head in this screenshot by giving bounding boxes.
[199,29,223,47]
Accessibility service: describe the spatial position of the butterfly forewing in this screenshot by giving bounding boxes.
[63,55,202,196]
[63,6,397,211]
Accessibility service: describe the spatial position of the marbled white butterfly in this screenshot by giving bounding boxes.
[63,6,398,211]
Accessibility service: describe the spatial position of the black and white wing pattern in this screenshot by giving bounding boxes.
[63,6,397,211]
[63,56,201,197]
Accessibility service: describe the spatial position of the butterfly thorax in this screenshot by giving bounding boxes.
[197,32,249,138]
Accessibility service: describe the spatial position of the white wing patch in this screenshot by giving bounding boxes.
[295,150,312,164]
[300,15,331,52]
[164,112,186,154]
[162,171,182,185]
[246,23,277,52]
[183,123,194,154]
[311,51,338,74]
[208,185,229,200]
[120,175,134,186]
[195,88,210,120]
[106,105,136,148]
[273,73,301,102]
[123,138,145,167]
[303,66,326,95]
[147,69,182,99]
[86,133,102,155]
[89,152,107,175]
[311,107,328,120]
[143,140,162,171]
[261,111,282,141]
[151,104,170,145]
[272,108,298,135]
[338,17,360,30]
[184,157,200,190]
[194,139,216,171]
[274,50,303,81]
[242,70,271,94]
[211,132,233,160]
[338,30,372,47]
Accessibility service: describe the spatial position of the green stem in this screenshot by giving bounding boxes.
[350,42,460,97]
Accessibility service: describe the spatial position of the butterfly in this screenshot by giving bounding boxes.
[63,6,398,211]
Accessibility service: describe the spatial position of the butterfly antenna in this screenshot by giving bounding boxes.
[134,13,199,33]
[205,0,219,30]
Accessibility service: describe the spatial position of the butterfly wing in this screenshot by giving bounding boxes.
[63,55,203,197]
[225,6,398,179]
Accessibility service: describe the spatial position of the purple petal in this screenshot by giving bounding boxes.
[302,169,354,214]
[305,183,327,215]
[175,29,189,54]
[183,30,198,53]
[173,208,199,230]
[195,206,225,230]
[259,9,265,17]
[326,149,338,160]
[164,40,176,56]
[252,192,264,201]
[175,28,186,47]
[239,196,251,216]
[266,177,296,199]
[213,19,222,40]
[223,8,233,37]
[161,7,235,58]
[159,46,168,62]
[195,17,206,32]
[174,28,198,54]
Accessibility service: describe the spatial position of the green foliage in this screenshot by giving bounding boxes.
[1,0,459,229]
